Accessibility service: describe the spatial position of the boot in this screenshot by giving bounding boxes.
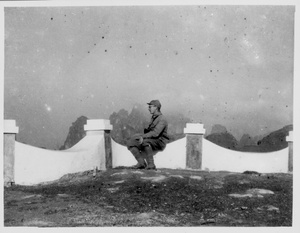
[144,145,156,170]
[145,155,156,170]
[130,147,146,169]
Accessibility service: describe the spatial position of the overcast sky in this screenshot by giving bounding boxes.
[3,3,295,149]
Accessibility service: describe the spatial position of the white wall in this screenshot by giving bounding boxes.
[111,137,187,169]
[14,133,106,185]
[111,137,289,173]
[202,139,289,173]
[155,137,186,169]
[12,128,290,186]
[111,139,136,167]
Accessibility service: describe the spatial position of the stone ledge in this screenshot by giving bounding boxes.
[4,120,19,134]
[84,119,113,131]
[184,123,206,134]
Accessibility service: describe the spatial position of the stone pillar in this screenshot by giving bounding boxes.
[286,131,293,172]
[3,120,19,187]
[184,123,206,170]
[84,119,113,170]
[104,129,113,169]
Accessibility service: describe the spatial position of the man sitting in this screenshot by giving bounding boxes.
[127,100,169,170]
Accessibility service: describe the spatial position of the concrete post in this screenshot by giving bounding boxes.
[84,119,113,170]
[104,129,113,169]
[184,123,206,170]
[3,120,19,187]
[286,131,293,172]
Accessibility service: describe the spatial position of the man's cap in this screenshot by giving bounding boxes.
[147,100,161,108]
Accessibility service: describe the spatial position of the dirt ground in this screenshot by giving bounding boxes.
[4,168,293,227]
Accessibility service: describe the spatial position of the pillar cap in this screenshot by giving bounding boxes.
[4,120,19,134]
[286,131,293,142]
[184,123,206,134]
[84,119,113,131]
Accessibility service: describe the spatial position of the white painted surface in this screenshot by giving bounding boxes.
[184,123,206,134]
[84,119,113,131]
[111,139,136,167]
[111,137,187,169]
[4,119,19,133]
[202,139,289,173]
[14,134,106,185]
[155,137,186,169]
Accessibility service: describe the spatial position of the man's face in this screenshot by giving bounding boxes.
[148,105,157,114]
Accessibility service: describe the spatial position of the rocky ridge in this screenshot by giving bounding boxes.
[59,110,292,152]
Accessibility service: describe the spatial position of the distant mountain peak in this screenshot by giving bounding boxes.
[206,130,238,150]
[239,134,256,147]
[109,105,192,145]
[210,124,227,134]
[257,124,293,151]
[60,116,88,150]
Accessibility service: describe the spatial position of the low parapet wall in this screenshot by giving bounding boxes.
[14,134,106,185]
[202,139,289,173]
[3,119,293,186]
[111,137,186,169]
[112,137,290,173]
[111,123,292,173]
[4,119,112,186]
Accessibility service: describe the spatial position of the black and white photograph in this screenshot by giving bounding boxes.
[1,0,299,229]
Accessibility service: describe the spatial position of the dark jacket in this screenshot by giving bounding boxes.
[127,112,169,151]
[143,112,169,143]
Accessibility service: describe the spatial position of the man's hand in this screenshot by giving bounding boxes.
[131,134,143,145]
[137,136,143,145]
